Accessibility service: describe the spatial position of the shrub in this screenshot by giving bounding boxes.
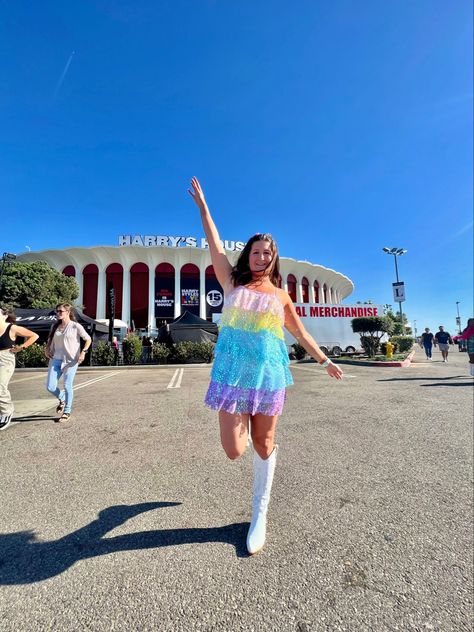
[351,316,393,357]
[389,335,414,353]
[171,341,215,363]
[122,334,143,365]
[91,341,117,366]
[151,342,170,364]
[15,343,49,368]
[291,343,307,360]
[360,336,380,356]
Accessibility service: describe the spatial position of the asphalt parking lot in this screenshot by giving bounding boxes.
[1,349,472,632]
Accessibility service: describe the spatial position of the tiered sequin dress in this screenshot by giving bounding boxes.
[205,285,293,416]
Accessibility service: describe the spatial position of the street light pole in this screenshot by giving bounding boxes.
[456,301,461,333]
[383,247,407,328]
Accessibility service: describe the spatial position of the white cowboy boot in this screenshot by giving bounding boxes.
[246,445,278,555]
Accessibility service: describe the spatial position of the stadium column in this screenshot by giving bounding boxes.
[148,268,155,331]
[122,266,130,327]
[310,284,315,304]
[174,268,181,318]
[199,266,206,320]
[75,269,83,308]
[297,282,303,303]
[97,270,106,319]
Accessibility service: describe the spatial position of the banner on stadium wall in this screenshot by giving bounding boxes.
[154,276,175,318]
[181,278,200,316]
[205,277,224,319]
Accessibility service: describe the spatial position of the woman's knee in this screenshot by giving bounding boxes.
[222,443,245,460]
[251,434,274,458]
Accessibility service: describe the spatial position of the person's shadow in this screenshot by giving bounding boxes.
[0,502,250,585]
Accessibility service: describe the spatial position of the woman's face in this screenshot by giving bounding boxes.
[56,306,69,321]
[0,310,7,325]
[248,240,273,277]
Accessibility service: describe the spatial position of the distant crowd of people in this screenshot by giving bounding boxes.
[419,322,474,375]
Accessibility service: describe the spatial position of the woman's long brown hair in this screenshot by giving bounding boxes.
[0,306,16,324]
[230,233,281,287]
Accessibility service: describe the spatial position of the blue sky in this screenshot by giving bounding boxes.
[1,1,472,334]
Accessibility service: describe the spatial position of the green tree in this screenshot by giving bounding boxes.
[0,261,79,308]
[351,316,394,357]
[385,310,412,336]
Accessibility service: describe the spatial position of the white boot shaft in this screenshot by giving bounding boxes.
[246,445,278,555]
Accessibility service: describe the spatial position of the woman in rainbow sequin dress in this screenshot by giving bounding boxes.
[188,177,343,555]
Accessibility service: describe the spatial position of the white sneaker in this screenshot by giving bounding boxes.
[0,414,13,431]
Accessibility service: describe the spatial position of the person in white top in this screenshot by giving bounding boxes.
[45,303,91,422]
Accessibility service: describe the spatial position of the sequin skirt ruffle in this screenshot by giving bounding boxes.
[205,382,286,416]
[205,326,293,416]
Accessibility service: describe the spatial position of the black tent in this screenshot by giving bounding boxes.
[158,310,218,344]
[14,308,109,342]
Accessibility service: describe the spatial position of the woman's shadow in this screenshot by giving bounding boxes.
[0,502,249,585]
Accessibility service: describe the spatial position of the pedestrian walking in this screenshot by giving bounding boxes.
[420,328,434,360]
[434,325,453,362]
[188,177,343,555]
[453,318,474,376]
[45,304,91,422]
[0,306,39,430]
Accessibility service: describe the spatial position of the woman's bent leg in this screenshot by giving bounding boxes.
[46,360,63,398]
[218,410,250,460]
[63,364,79,413]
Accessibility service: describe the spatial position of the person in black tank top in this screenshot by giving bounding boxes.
[0,307,39,430]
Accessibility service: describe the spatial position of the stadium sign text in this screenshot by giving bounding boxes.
[118,235,245,252]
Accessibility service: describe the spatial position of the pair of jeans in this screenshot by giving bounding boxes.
[46,360,79,414]
[424,344,432,358]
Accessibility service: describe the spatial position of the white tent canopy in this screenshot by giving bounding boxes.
[96,319,129,329]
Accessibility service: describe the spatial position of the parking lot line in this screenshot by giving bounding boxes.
[72,372,118,391]
[291,364,357,377]
[167,368,184,389]
[10,373,46,385]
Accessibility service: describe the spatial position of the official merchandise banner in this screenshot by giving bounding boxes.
[155,276,175,318]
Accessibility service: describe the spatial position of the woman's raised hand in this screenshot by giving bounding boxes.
[188,177,207,210]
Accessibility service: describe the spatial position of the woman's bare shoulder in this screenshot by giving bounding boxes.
[276,287,291,307]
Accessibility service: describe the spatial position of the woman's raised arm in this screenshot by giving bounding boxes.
[188,177,233,289]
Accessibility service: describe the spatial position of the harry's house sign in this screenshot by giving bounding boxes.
[118,235,245,252]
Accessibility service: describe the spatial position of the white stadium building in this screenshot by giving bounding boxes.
[16,234,354,331]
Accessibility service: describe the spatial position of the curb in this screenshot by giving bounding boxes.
[294,350,416,368]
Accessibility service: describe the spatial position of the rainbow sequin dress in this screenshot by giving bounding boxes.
[205,285,293,416]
